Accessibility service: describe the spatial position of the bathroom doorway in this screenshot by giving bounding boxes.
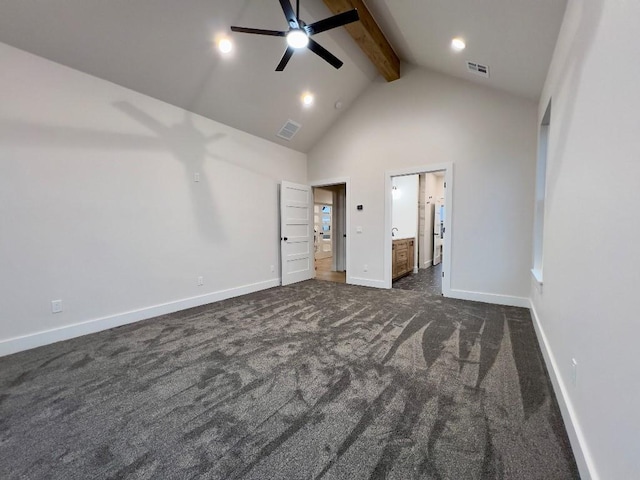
[385,165,452,296]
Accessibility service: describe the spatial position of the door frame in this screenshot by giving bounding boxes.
[433,196,444,266]
[310,177,351,285]
[384,163,453,294]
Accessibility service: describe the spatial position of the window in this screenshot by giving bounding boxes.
[532,100,551,285]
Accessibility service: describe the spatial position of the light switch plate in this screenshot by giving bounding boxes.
[51,300,63,314]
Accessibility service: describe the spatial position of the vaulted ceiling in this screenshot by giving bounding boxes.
[0,0,567,152]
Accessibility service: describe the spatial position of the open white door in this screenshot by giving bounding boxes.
[335,186,347,272]
[281,181,314,286]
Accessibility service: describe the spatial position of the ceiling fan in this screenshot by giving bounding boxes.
[230,0,359,71]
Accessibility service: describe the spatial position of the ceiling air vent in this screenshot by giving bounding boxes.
[466,61,490,78]
[277,120,301,141]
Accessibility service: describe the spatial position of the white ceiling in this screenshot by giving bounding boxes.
[365,0,568,101]
[0,1,567,152]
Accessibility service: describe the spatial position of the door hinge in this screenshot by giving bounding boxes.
[444,182,447,188]
[442,271,445,277]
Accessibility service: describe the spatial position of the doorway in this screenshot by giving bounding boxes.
[389,172,445,295]
[385,164,452,295]
[312,183,347,283]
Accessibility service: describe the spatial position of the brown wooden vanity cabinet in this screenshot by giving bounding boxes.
[392,238,415,281]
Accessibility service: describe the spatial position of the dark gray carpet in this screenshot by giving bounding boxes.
[0,279,578,479]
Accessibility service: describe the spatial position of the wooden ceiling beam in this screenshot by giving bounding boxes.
[323,0,400,82]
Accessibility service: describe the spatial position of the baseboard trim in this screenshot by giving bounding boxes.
[348,276,388,289]
[421,259,434,268]
[529,301,598,480]
[448,289,530,308]
[0,278,280,358]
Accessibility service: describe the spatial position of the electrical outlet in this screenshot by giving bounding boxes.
[364,264,368,272]
[571,358,578,386]
[51,300,63,314]
[197,276,204,286]
[194,172,200,182]
[270,265,275,273]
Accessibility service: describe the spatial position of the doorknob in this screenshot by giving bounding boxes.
[281,237,288,241]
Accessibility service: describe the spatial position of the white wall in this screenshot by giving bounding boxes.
[418,172,443,267]
[308,64,537,300]
[313,187,333,205]
[418,174,429,267]
[531,1,640,478]
[434,175,445,203]
[0,43,306,354]
[391,175,418,239]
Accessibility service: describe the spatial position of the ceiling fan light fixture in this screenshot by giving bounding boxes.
[230,2,359,71]
[287,29,309,49]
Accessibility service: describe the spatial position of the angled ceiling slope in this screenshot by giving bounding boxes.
[0,1,568,152]
[0,0,379,152]
[364,0,568,100]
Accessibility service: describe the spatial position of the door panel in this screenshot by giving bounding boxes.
[334,186,346,272]
[281,181,314,286]
[433,199,443,266]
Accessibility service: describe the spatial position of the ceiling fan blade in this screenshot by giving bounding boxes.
[307,39,343,69]
[279,0,299,28]
[306,9,359,36]
[231,26,286,36]
[276,47,295,71]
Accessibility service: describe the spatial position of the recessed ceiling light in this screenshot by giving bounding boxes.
[451,37,466,51]
[287,29,309,49]
[302,93,314,106]
[218,38,233,54]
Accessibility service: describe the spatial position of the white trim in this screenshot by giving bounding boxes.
[310,177,350,188]
[348,276,388,289]
[448,289,530,308]
[529,300,598,480]
[0,278,280,358]
[385,163,453,296]
[530,268,544,286]
[421,259,434,268]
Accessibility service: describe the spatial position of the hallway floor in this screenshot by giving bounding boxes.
[315,257,346,283]
[393,262,442,296]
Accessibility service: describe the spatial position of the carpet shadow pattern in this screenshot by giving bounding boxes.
[0,281,578,479]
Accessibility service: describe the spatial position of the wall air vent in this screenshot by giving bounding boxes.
[277,120,301,141]
[466,61,490,78]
